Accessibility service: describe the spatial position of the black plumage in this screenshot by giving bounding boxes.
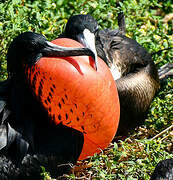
[0,31,101,179]
[0,16,172,179]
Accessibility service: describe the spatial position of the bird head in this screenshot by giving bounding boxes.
[64,14,99,69]
[7,32,96,78]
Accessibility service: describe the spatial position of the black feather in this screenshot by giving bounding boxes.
[0,32,85,179]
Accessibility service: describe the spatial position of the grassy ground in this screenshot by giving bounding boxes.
[0,0,172,179]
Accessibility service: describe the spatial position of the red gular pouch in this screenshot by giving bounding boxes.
[24,38,120,160]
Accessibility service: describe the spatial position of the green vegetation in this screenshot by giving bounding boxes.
[0,0,172,179]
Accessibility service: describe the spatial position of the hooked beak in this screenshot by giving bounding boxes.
[76,29,98,70]
[42,41,96,63]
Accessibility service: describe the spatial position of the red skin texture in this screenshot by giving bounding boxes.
[25,38,120,160]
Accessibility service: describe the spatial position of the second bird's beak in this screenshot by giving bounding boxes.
[76,29,98,70]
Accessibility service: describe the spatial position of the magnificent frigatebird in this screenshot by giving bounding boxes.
[0,31,98,179]
[61,13,172,135]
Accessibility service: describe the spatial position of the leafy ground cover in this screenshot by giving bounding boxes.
[0,0,172,179]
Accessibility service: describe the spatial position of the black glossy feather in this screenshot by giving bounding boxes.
[0,32,86,179]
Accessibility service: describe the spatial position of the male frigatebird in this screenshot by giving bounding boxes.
[0,31,98,179]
